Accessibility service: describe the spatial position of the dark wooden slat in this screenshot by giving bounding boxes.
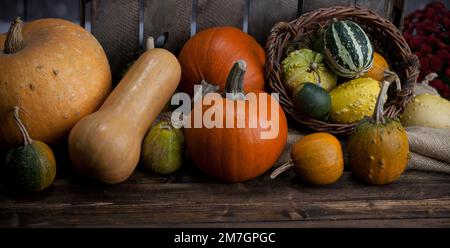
[91,0,140,83]
[143,0,191,54]
[248,0,298,45]
[196,0,245,31]
[391,0,407,30]
[301,0,353,13]
[0,171,449,227]
[24,0,79,21]
[0,0,24,23]
[355,0,393,19]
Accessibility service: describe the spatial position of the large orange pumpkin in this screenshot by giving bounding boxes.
[178,27,265,95]
[184,60,287,182]
[0,18,111,148]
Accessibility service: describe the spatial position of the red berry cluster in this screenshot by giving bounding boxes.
[403,1,450,99]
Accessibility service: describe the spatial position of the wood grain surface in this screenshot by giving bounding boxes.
[1,163,449,227]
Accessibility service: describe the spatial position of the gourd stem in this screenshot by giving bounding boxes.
[224,60,247,100]
[12,106,33,146]
[4,17,24,54]
[146,37,155,51]
[373,81,390,124]
[310,62,322,86]
[270,160,295,179]
[421,72,438,86]
[384,70,401,92]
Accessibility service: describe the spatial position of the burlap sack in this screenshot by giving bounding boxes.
[276,126,450,174]
[406,126,450,174]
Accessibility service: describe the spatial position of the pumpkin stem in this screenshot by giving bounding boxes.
[4,17,25,54]
[12,106,33,146]
[373,81,391,124]
[384,70,401,92]
[270,160,295,179]
[224,60,247,100]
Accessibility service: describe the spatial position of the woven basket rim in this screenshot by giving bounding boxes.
[265,6,420,135]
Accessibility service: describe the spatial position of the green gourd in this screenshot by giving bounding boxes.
[141,116,184,174]
[324,19,374,78]
[3,107,56,192]
[292,82,331,119]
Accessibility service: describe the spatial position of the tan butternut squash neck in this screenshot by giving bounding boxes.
[4,17,25,54]
[13,106,33,146]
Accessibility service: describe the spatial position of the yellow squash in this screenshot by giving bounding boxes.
[330,77,381,124]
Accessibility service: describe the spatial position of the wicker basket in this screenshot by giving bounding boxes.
[266,6,420,135]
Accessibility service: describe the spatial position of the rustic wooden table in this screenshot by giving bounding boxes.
[1,159,449,228]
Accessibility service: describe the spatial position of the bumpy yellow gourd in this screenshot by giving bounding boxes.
[282,49,337,92]
[330,77,381,124]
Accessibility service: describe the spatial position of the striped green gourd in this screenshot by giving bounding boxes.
[324,19,374,78]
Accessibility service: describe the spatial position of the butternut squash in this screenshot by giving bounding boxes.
[68,38,181,184]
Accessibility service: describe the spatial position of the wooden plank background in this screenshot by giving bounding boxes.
[1,0,449,80]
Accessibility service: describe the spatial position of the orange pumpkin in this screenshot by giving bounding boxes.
[347,79,409,185]
[0,18,111,148]
[178,27,265,95]
[271,133,344,185]
[184,60,287,183]
[365,52,389,81]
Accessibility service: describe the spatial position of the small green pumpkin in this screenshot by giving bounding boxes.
[141,115,184,174]
[292,82,331,119]
[3,107,56,192]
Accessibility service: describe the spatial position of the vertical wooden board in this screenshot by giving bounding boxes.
[91,0,140,83]
[248,0,298,45]
[0,0,24,23]
[196,0,245,32]
[144,0,191,54]
[301,0,353,13]
[355,0,391,19]
[25,0,79,22]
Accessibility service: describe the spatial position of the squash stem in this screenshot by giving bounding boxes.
[4,17,24,54]
[12,106,33,146]
[310,62,322,86]
[146,37,155,51]
[373,81,390,124]
[224,60,247,100]
[270,160,294,179]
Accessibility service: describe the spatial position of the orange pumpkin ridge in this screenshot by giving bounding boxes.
[0,18,112,148]
[178,26,265,96]
[185,60,287,183]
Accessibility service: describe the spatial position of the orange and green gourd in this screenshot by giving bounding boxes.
[3,106,56,192]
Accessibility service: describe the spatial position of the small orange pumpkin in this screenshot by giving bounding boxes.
[365,52,389,81]
[184,60,287,183]
[271,133,344,185]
